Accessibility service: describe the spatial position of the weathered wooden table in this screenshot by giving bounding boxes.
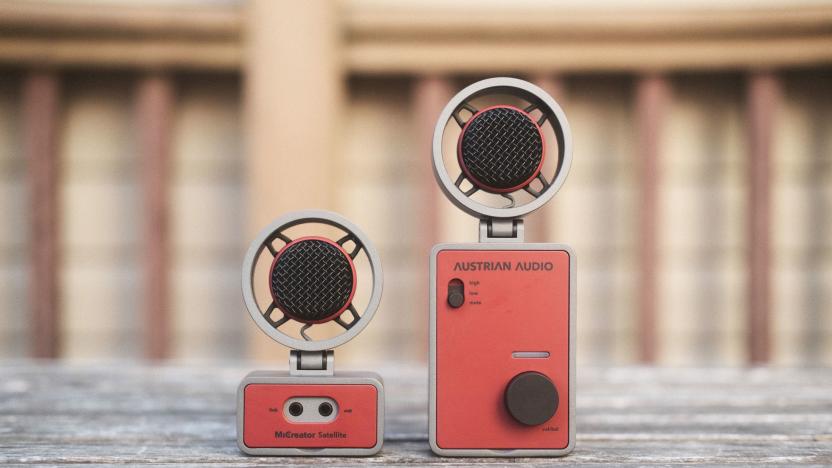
[1,363,830,465]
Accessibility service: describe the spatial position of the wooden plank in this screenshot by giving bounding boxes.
[346,36,832,75]
[0,364,830,464]
[0,2,241,37]
[635,75,669,363]
[1,36,830,74]
[1,2,832,73]
[244,0,342,360]
[344,1,832,38]
[22,71,61,359]
[5,0,832,41]
[8,0,832,41]
[746,72,779,364]
[136,74,174,360]
[0,38,241,71]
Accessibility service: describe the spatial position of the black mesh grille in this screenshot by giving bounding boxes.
[270,239,354,323]
[459,106,543,191]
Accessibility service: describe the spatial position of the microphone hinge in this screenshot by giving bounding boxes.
[289,350,334,376]
[479,219,524,243]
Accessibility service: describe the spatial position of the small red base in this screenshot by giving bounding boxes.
[237,371,384,456]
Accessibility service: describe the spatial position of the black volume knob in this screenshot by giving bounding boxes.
[504,371,559,426]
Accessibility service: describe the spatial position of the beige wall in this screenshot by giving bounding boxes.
[0,69,831,364]
[0,75,26,357]
[170,75,244,361]
[0,1,830,365]
[774,72,832,365]
[60,74,139,358]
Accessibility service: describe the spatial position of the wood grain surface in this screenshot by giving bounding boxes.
[0,363,830,465]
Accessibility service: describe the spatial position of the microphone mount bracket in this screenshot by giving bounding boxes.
[431,77,573,221]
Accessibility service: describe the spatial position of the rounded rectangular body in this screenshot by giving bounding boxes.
[429,243,575,456]
[237,371,384,456]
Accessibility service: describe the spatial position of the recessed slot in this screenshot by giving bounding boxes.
[284,397,338,423]
[512,351,550,359]
[447,278,465,308]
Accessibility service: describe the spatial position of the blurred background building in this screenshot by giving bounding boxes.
[0,0,830,366]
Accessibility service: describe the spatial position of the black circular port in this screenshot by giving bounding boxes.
[318,402,334,417]
[288,401,303,417]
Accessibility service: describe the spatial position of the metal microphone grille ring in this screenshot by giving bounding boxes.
[269,238,356,323]
[458,105,544,193]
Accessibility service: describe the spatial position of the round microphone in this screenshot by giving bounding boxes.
[432,77,573,220]
[241,210,383,352]
[269,237,356,324]
[459,105,545,194]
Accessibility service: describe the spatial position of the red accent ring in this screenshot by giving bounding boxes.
[456,104,546,194]
[268,235,358,325]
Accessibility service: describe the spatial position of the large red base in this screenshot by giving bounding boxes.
[430,243,575,456]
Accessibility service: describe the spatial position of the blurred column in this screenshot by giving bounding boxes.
[528,75,566,242]
[136,74,174,360]
[635,74,669,363]
[746,71,779,364]
[412,76,453,358]
[245,1,342,359]
[23,71,61,359]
